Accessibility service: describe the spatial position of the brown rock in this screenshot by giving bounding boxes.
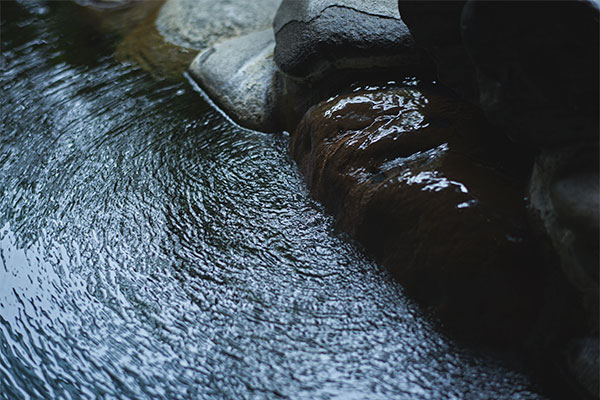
[291,87,542,344]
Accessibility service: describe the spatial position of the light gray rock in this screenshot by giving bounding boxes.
[156,0,282,50]
[189,30,280,132]
[273,0,426,80]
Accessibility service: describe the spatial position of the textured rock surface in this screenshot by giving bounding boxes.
[291,87,542,344]
[274,0,426,80]
[189,30,280,132]
[156,0,281,50]
[529,144,599,397]
[568,336,600,398]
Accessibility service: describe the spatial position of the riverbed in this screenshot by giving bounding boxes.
[0,2,546,399]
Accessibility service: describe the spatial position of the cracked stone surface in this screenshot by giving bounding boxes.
[273,0,425,80]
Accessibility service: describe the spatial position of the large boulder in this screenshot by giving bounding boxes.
[398,0,599,148]
[156,0,281,50]
[274,0,426,81]
[290,86,544,344]
[272,0,433,130]
[188,30,280,132]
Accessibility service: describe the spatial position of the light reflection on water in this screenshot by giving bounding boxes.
[0,2,546,399]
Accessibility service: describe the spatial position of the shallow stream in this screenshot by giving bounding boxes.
[0,2,547,399]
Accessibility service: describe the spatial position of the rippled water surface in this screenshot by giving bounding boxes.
[0,2,547,399]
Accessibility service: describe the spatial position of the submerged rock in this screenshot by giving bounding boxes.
[189,30,280,131]
[291,87,542,344]
[156,0,282,51]
[115,6,196,80]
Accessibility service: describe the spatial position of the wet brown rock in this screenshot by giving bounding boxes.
[291,87,542,344]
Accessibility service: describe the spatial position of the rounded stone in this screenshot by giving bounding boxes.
[291,86,542,344]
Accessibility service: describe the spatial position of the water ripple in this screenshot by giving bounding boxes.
[0,2,547,399]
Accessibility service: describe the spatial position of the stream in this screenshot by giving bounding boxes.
[0,2,547,399]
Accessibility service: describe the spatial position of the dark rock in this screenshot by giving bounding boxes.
[291,87,543,344]
[568,336,600,398]
[528,144,599,398]
[274,0,427,81]
[461,0,599,147]
[397,0,478,101]
[156,0,281,50]
[399,0,599,148]
[529,145,599,324]
[188,30,280,132]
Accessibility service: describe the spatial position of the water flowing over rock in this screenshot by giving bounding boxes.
[290,86,544,345]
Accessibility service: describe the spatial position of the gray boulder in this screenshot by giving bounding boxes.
[188,30,280,132]
[156,0,282,50]
[273,0,426,81]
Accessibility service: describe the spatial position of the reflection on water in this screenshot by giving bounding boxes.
[0,2,546,399]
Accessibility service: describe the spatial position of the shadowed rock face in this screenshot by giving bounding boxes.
[291,87,544,345]
[460,0,599,148]
[398,2,599,394]
[398,0,599,148]
[397,0,477,102]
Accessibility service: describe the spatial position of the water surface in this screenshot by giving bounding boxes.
[1,2,546,399]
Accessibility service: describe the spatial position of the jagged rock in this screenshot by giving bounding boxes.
[188,30,280,132]
[273,0,426,81]
[156,0,281,50]
[291,86,543,344]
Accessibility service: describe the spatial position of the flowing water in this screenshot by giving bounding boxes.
[0,2,547,399]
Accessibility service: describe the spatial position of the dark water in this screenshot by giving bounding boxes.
[0,2,547,399]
